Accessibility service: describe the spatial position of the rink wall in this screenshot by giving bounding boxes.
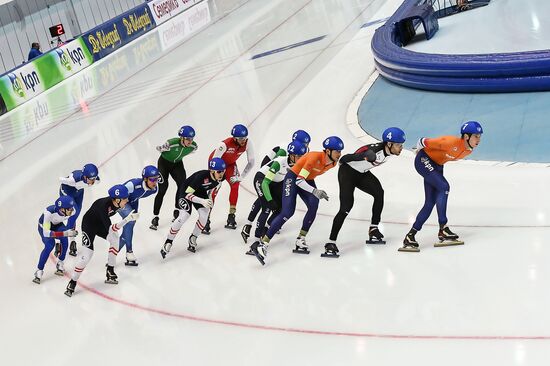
[0,0,204,116]
[371,0,550,92]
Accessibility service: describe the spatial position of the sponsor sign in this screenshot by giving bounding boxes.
[0,61,46,111]
[82,3,156,61]
[148,0,203,25]
[158,0,211,51]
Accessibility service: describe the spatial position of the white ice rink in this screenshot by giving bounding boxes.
[2,0,550,365]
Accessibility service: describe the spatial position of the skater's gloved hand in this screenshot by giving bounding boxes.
[312,188,329,201]
[197,198,214,208]
[229,174,241,184]
[267,200,279,211]
[156,142,170,152]
[64,229,78,237]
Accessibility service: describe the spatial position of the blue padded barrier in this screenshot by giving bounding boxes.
[371,0,550,92]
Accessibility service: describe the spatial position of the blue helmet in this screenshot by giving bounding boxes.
[323,136,344,151]
[287,141,307,156]
[55,196,75,211]
[292,130,311,145]
[108,184,129,199]
[209,157,226,171]
[178,125,196,138]
[82,163,99,179]
[231,124,248,138]
[382,127,406,143]
[461,121,483,135]
[142,165,159,178]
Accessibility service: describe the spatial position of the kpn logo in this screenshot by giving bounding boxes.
[8,73,26,98]
[8,70,41,98]
[55,48,72,72]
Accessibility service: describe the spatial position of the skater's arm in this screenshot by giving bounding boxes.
[59,173,77,187]
[339,149,376,164]
[212,142,227,159]
[261,146,284,166]
[241,141,255,178]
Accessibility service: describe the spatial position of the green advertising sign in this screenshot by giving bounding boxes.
[0,37,94,114]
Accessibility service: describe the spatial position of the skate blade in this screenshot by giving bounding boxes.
[105,279,119,285]
[366,239,386,245]
[241,234,249,244]
[245,250,255,256]
[252,251,265,266]
[64,290,73,297]
[224,225,237,230]
[398,247,420,252]
[292,249,310,255]
[69,252,77,257]
[160,250,167,259]
[32,278,40,284]
[149,225,158,231]
[54,270,64,276]
[434,240,464,247]
[320,253,339,258]
[187,247,196,253]
[201,230,211,235]
[125,261,139,266]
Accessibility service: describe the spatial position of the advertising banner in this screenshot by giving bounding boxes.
[82,4,156,62]
[50,37,94,79]
[0,61,47,111]
[158,0,210,51]
[0,37,94,114]
[148,0,203,25]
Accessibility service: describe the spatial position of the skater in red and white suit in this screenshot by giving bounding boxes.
[206,124,255,231]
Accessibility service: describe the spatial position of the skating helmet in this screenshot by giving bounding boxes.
[292,130,311,145]
[382,127,406,143]
[287,141,307,156]
[82,163,99,179]
[178,125,195,138]
[231,124,248,138]
[209,158,226,171]
[461,121,483,135]
[322,136,344,151]
[142,165,160,178]
[55,196,75,211]
[108,184,129,199]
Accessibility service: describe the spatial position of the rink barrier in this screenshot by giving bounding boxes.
[0,37,94,113]
[0,0,206,116]
[371,0,550,92]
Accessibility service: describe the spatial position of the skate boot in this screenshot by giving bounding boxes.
[250,241,268,265]
[125,251,138,266]
[225,213,237,229]
[435,226,464,247]
[187,235,197,253]
[160,240,172,259]
[69,240,77,257]
[202,219,211,235]
[399,230,420,252]
[241,224,252,243]
[321,242,340,258]
[54,240,61,257]
[55,261,65,276]
[366,226,386,244]
[172,209,180,223]
[64,280,76,297]
[105,266,119,284]
[32,270,43,284]
[149,216,159,230]
[293,236,310,254]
